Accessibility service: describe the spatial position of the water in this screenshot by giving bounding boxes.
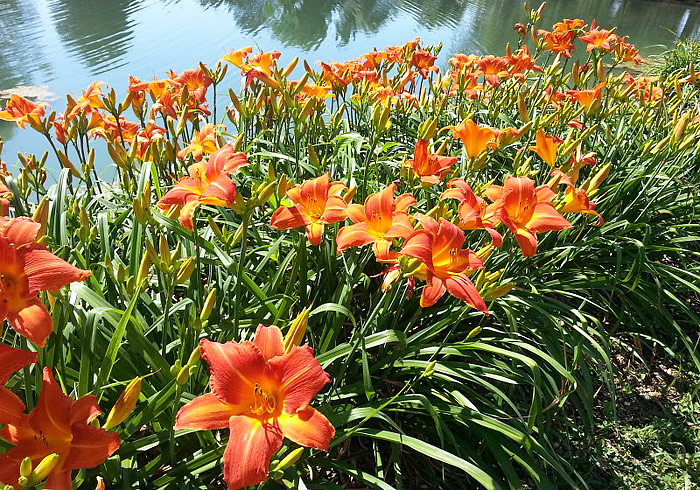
[2,0,700,171]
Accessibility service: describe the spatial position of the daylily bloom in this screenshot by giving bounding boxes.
[405,139,458,184]
[484,176,573,257]
[0,217,92,346]
[0,344,37,426]
[440,179,502,246]
[0,368,120,490]
[452,120,496,159]
[398,215,487,310]
[559,186,603,225]
[0,95,47,129]
[221,46,253,68]
[158,145,249,230]
[567,82,605,110]
[578,23,618,53]
[67,81,106,119]
[270,174,348,246]
[178,123,221,161]
[614,37,643,64]
[553,18,586,33]
[336,184,416,261]
[475,56,510,87]
[529,129,563,166]
[538,30,576,58]
[411,50,439,78]
[175,325,334,490]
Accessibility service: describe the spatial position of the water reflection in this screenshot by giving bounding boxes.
[1,0,700,162]
[47,0,140,75]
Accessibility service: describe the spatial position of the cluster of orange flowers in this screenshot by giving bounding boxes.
[1,10,684,489]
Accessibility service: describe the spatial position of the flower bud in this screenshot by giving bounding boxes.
[20,458,32,479]
[272,447,305,473]
[200,288,217,323]
[176,366,189,385]
[283,307,310,354]
[28,453,60,486]
[136,251,151,285]
[104,378,142,430]
[187,346,202,367]
[32,198,50,239]
[176,258,196,284]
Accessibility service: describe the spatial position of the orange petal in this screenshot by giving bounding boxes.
[70,395,102,425]
[200,339,266,406]
[62,424,120,471]
[305,222,324,246]
[527,203,573,233]
[224,416,283,490]
[270,205,308,231]
[336,223,374,252]
[200,174,237,206]
[320,196,348,224]
[44,471,73,490]
[398,230,434,270]
[253,324,284,360]
[268,346,330,414]
[178,200,200,230]
[8,296,54,347]
[22,246,91,293]
[0,386,26,426]
[444,275,488,313]
[0,344,37,384]
[28,368,73,441]
[420,273,446,307]
[175,393,237,430]
[513,227,539,257]
[278,406,335,450]
[0,217,40,246]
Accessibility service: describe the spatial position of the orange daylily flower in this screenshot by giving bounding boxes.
[553,18,586,33]
[567,82,606,110]
[440,179,502,246]
[0,344,37,427]
[270,174,348,246]
[67,81,107,119]
[452,120,497,159]
[0,95,47,129]
[475,56,510,87]
[578,22,617,53]
[411,50,439,78]
[158,145,249,230]
[0,368,120,490]
[398,215,487,311]
[505,45,542,77]
[221,46,253,68]
[175,325,334,490]
[538,30,576,58]
[529,129,563,166]
[405,139,458,184]
[0,217,92,346]
[559,186,603,225]
[484,176,573,257]
[298,83,334,102]
[336,183,416,261]
[614,37,643,65]
[178,123,221,161]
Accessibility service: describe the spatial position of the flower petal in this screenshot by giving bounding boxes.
[0,386,26,426]
[7,296,54,347]
[21,246,91,294]
[420,273,446,307]
[224,416,283,490]
[268,346,330,414]
[70,395,102,425]
[200,339,266,406]
[270,205,308,231]
[0,218,40,246]
[444,275,488,313]
[62,424,121,471]
[278,406,335,450]
[28,368,73,441]
[175,393,238,430]
[253,324,284,360]
[0,344,37,384]
[336,223,374,252]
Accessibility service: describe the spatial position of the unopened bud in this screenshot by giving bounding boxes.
[136,251,151,285]
[272,447,305,473]
[283,307,310,354]
[104,378,142,430]
[176,258,196,284]
[20,458,32,479]
[32,198,50,238]
[200,288,217,323]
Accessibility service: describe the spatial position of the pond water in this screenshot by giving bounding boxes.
[2,0,700,171]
